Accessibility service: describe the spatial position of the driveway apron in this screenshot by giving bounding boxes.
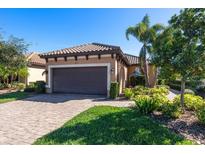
[0,94,134,144]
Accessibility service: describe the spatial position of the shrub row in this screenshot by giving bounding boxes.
[124,86,205,123]
[124,85,169,99]
[24,81,46,93]
[0,82,26,91]
[173,94,205,111]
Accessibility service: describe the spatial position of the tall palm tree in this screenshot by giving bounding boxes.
[126,14,164,87]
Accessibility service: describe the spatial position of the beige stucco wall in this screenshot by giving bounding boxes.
[27,67,46,85]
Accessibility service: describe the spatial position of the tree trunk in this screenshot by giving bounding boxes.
[143,58,150,87]
[11,74,14,86]
[150,66,158,88]
[180,79,186,112]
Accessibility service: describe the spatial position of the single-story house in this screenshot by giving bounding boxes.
[39,43,156,96]
[19,52,46,85]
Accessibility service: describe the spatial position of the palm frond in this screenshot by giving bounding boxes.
[142,14,150,28]
[151,24,165,32]
[125,27,136,40]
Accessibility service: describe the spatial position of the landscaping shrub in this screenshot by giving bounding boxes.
[109,82,119,99]
[149,87,169,95]
[0,83,5,90]
[124,88,134,99]
[184,89,195,95]
[134,95,158,114]
[11,82,18,88]
[132,86,169,96]
[24,83,36,92]
[160,102,182,118]
[173,94,205,111]
[35,81,46,93]
[197,106,205,125]
[16,83,26,91]
[133,86,149,95]
[156,85,170,90]
[151,93,170,110]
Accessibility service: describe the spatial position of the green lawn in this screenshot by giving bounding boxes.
[0,91,30,104]
[34,106,193,145]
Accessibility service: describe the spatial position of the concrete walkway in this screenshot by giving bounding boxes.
[0,94,134,145]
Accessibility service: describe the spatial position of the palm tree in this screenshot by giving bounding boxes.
[126,14,164,87]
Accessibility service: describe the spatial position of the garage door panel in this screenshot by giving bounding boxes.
[52,67,107,95]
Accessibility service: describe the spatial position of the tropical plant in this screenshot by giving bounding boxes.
[134,95,158,114]
[160,102,182,118]
[126,14,164,87]
[16,83,26,91]
[124,88,134,99]
[173,94,205,111]
[151,9,205,110]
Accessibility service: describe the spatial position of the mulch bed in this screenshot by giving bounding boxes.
[150,111,205,145]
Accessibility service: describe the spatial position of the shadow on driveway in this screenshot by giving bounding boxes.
[24,93,107,103]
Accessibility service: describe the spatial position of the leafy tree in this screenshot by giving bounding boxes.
[126,14,164,87]
[0,35,29,86]
[152,9,205,110]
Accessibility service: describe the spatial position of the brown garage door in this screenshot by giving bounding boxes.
[52,67,107,95]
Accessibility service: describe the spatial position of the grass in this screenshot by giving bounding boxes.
[34,106,194,145]
[0,91,30,104]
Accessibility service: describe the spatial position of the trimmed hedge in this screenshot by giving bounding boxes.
[124,88,134,99]
[35,81,46,93]
[109,82,119,99]
[24,83,36,92]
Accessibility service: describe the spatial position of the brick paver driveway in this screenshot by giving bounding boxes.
[0,94,134,145]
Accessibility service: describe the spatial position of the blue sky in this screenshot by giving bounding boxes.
[0,8,180,56]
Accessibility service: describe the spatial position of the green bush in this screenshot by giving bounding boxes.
[133,86,149,95]
[132,86,169,96]
[149,87,169,95]
[184,89,195,95]
[134,95,158,114]
[197,107,205,125]
[161,102,182,118]
[173,94,205,111]
[11,82,18,88]
[0,83,5,90]
[109,82,119,99]
[124,88,134,99]
[16,83,26,91]
[24,83,36,92]
[35,81,46,93]
[156,85,170,90]
[152,93,170,110]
